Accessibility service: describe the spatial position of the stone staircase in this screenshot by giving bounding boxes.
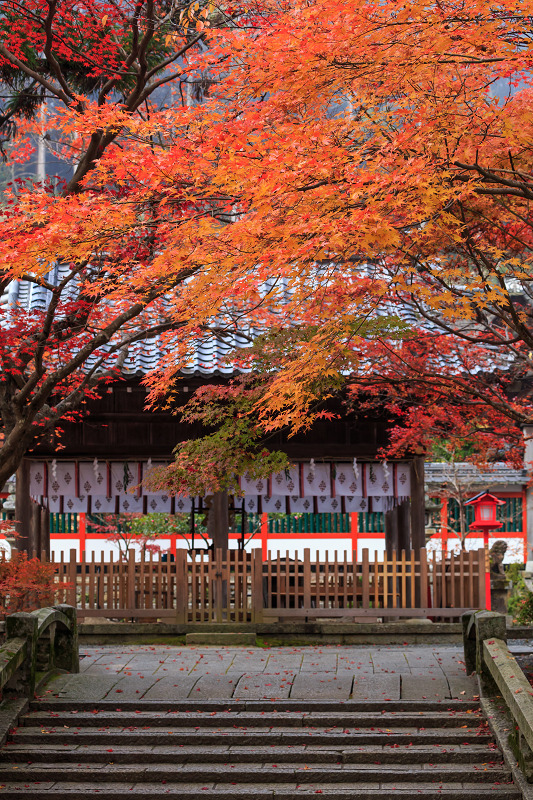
[0,699,522,798]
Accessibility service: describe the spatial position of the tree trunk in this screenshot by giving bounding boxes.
[207,490,229,554]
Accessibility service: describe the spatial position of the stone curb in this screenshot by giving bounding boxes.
[185,632,257,646]
[0,696,29,747]
[480,677,533,800]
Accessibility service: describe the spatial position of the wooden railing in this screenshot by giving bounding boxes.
[40,546,487,622]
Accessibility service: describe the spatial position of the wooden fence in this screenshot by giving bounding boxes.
[38,546,487,622]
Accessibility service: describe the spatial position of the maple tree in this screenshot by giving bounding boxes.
[0,551,63,615]
[88,511,213,557]
[0,0,249,488]
[139,0,533,491]
[4,0,533,504]
[88,513,164,559]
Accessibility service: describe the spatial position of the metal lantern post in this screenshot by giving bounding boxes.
[464,491,505,611]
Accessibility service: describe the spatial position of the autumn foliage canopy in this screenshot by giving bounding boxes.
[1,0,533,490]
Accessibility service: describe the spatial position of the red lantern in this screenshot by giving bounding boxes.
[464,491,504,531]
[464,491,505,611]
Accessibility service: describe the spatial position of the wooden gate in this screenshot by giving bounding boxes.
[186,549,257,623]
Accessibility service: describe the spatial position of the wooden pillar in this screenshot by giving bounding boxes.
[207,490,229,554]
[385,505,399,556]
[350,512,359,560]
[261,513,268,560]
[397,499,411,554]
[30,501,41,556]
[78,513,86,561]
[40,506,50,560]
[15,460,31,554]
[410,456,426,554]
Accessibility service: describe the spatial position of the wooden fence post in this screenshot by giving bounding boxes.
[362,548,369,609]
[419,548,429,610]
[175,549,187,625]
[127,549,136,612]
[252,548,264,623]
[214,548,223,623]
[303,548,311,609]
[68,548,77,608]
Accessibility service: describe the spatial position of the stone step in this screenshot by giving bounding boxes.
[31,699,481,713]
[1,694,517,800]
[10,727,493,746]
[0,743,502,764]
[0,782,521,799]
[185,632,257,645]
[22,710,484,728]
[0,762,513,783]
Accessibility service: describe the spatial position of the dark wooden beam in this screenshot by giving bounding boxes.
[410,457,426,554]
[15,460,31,554]
[397,499,411,554]
[30,501,41,556]
[384,506,399,557]
[40,506,50,560]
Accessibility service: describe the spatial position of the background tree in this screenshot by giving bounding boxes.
[6,0,533,502]
[0,0,249,487]
[136,0,533,491]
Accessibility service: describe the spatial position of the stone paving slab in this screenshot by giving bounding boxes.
[300,655,338,672]
[190,675,241,699]
[264,655,304,672]
[142,677,200,700]
[105,675,161,699]
[290,673,353,699]
[337,653,374,673]
[447,675,479,699]
[369,655,410,674]
[351,675,400,700]
[57,675,121,700]
[233,673,296,699]
[409,667,446,676]
[401,675,450,700]
[37,674,73,697]
[404,651,440,667]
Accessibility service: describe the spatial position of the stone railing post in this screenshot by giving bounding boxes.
[475,610,507,680]
[462,609,507,679]
[52,604,79,673]
[462,611,476,675]
[5,612,38,695]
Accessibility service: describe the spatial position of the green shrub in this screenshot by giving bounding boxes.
[506,563,531,622]
[510,591,533,625]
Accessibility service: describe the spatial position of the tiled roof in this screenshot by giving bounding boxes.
[425,461,527,487]
[2,278,253,377]
[2,273,501,379]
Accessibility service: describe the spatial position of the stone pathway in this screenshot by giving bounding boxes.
[41,644,477,702]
